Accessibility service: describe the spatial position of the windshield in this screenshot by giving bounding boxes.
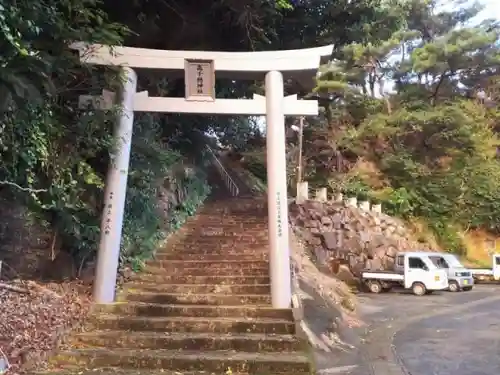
[442,254,464,268]
[429,256,448,269]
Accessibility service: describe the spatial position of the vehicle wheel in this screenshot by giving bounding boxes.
[448,281,460,292]
[463,286,473,291]
[412,282,427,296]
[368,281,382,294]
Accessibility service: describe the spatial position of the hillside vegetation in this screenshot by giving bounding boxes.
[0,0,412,276]
[240,0,500,261]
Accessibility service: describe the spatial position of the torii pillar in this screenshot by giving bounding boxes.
[265,71,290,307]
[72,43,332,308]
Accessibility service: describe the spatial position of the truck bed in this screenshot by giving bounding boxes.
[361,269,404,281]
[470,268,493,275]
[361,269,402,274]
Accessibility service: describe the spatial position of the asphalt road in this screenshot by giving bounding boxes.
[312,285,500,375]
[354,285,500,375]
[394,295,500,375]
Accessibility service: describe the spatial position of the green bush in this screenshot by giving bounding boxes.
[341,101,500,253]
[243,155,268,183]
[114,114,211,270]
[0,104,210,272]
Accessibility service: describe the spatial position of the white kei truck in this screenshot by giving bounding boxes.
[393,252,473,292]
[361,252,449,296]
[469,253,500,282]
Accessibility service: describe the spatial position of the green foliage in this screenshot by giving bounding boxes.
[373,187,416,217]
[0,0,127,108]
[274,0,294,10]
[119,114,180,267]
[7,0,500,267]
[303,0,500,254]
[0,0,212,271]
[428,221,466,255]
[0,100,114,255]
[121,147,210,270]
[242,154,268,184]
[340,101,500,251]
[168,173,211,231]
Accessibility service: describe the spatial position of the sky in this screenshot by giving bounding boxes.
[476,0,500,22]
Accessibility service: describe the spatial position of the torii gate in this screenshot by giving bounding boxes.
[72,43,332,308]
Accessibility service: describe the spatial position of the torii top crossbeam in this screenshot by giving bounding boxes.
[70,43,333,83]
[72,42,333,115]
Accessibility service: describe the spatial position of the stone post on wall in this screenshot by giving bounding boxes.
[296,181,309,204]
[358,201,370,211]
[315,188,327,202]
[346,197,357,207]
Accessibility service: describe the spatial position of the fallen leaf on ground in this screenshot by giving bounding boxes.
[0,280,92,375]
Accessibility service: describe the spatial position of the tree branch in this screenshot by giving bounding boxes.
[0,282,29,294]
[430,71,449,106]
[0,180,47,193]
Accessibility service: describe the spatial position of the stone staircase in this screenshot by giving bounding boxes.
[43,197,312,374]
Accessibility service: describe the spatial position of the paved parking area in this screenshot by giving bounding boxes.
[316,285,500,375]
[394,299,500,375]
[357,285,500,375]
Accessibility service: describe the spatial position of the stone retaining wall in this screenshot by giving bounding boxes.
[289,192,431,282]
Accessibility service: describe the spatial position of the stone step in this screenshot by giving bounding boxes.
[201,206,267,213]
[184,229,268,236]
[169,233,266,239]
[183,221,267,228]
[94,303,293,319]
[143,266,269,277]
[132,274,270,285]
[183,219,267,226]
[195,213,268,219]
[73,331,302,352]
[50,348,310,373]
[125,282,271,294]
[166,244,267,253]
[181,231,267,238]
[154,253,268,261]
[146,260,269,270]
[196,216,267,222]
[171,240,268,248]
[184,228,268,235]
[201,206,267,211]
[90,315,295,334]
[122,291,271,305]
[38,371,251,375]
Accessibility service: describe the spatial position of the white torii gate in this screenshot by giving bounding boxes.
[72,42,332,308]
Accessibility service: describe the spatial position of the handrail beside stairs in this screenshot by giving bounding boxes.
[205,145,240,197]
